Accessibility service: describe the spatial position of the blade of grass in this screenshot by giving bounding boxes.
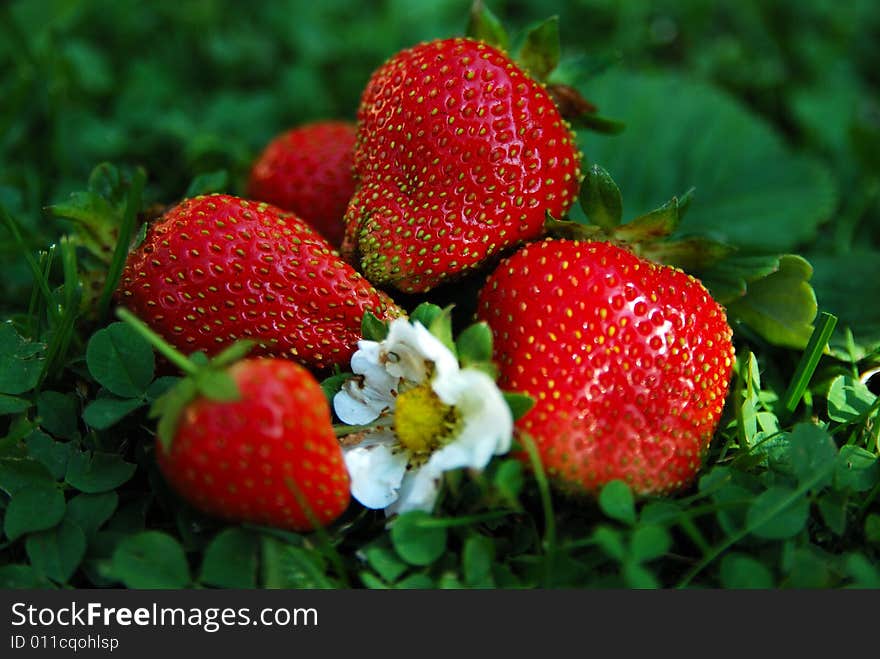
[39,236,81,383]
[98,167,145,323]
[782,312,838,414]
[0,203,61,326]
[520,433,557,585]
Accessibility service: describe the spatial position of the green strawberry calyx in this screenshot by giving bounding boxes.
[116,307,254,449]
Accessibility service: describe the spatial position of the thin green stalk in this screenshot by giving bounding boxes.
[116,307,199,376]
[676,468,832,588]
[520,432,556,585]
[98,168,145,323]
[1,204,61,325]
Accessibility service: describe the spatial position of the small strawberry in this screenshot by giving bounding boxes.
[477,239,735,496]
[343,37,581,293]
[117,193,401,370]
[118,309,351,531]
[248,121,357,247]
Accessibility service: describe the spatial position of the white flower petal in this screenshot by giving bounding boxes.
[382,319,459,384]
[333,386,384,425]
[429,368,513,472]
[333,340,400,425]
[385,464,443,516]
[344,437,408,509]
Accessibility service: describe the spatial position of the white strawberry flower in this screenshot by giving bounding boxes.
[334,317,513,516]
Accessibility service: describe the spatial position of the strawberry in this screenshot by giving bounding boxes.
[477,239,735,496]
[117,193,401,370]
[248,121,357,247]
[342,37,581,293]
[152,355,351,532]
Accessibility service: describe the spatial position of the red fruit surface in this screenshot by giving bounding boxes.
[117,194,400,370]
[156,359,350,531]
[248,121,356,247]
[343,37,581,293]
[478,239,735,496]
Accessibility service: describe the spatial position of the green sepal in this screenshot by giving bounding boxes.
[613,196,682,242]
[361,311,389,342]
[321,372,352,407]
[466,0,509,51]
[211,340,256,368]
[503,392,535,421]
[544,214,605,242]
[517,16,560,82]
[638,236,735,272]
[410,302,444,329]
[455,322,493,367]
[428,305,457,357]
[579,165,623,231]
[194,370,241,402]
[569,113,626,134]
[150,378,198,450]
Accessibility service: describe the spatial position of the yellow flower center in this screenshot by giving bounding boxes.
[393,382,458,455]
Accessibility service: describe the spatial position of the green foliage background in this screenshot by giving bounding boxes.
[1,0,879,589]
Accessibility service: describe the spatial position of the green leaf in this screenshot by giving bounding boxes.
[817,491,847,536]
[455,322,493,366]
[185,170,230,197]
[66,492,119,540]
[362,544,408,584]
[826,375,876,423]
[719,553,774,588]
[65,450,137,493]
[581,71,836,254]
[0,322,45,395]
[517,16,560,81]
[787,423,836,491]
[465,0,509,51]
[83,396,146,430]
[25,518,87,584]
[463,534,495,587]
[726,255,818,350]
[493,459,524,501]
[834,445,879,493]
[0,457,55,495]
[395,573,436,589]
[844,553,880,588]
[145,376,180,401]
[579,164,622,231]
[630,525,671,563]
[86,322,155,397]
[592,526,626,561]
[25,430,74,479]
[200,528,259,588]
[320,373,351,406]
[0,394,31,415]
[746,487,810,540]
[391,511,448,566]
[110,531,190,588]
[0,564,51,589]
[4,484,66,541]
[598,480,636,525]
[622,561,659,589]
[639,501,682,525]
[865,514,880,544]
[808,251,880,357]
[502,392,535,421]
[36,391,79,439]
[261,537,333,589]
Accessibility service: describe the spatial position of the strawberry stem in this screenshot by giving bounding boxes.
[116,307,200,376]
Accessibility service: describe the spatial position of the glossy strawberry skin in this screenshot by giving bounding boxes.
[156,359,350,531]
[478,239,735,496]
[343,38,581,293]
[248,121,356,248]
[117,194,400,370]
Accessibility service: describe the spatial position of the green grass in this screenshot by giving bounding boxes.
[0,0,879,589]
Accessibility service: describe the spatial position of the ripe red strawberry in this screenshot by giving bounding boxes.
[117,194,401,370]
[156,358,350,531]
[248,121,356,247]
[343,37,581,293]
[477,239,735,496]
